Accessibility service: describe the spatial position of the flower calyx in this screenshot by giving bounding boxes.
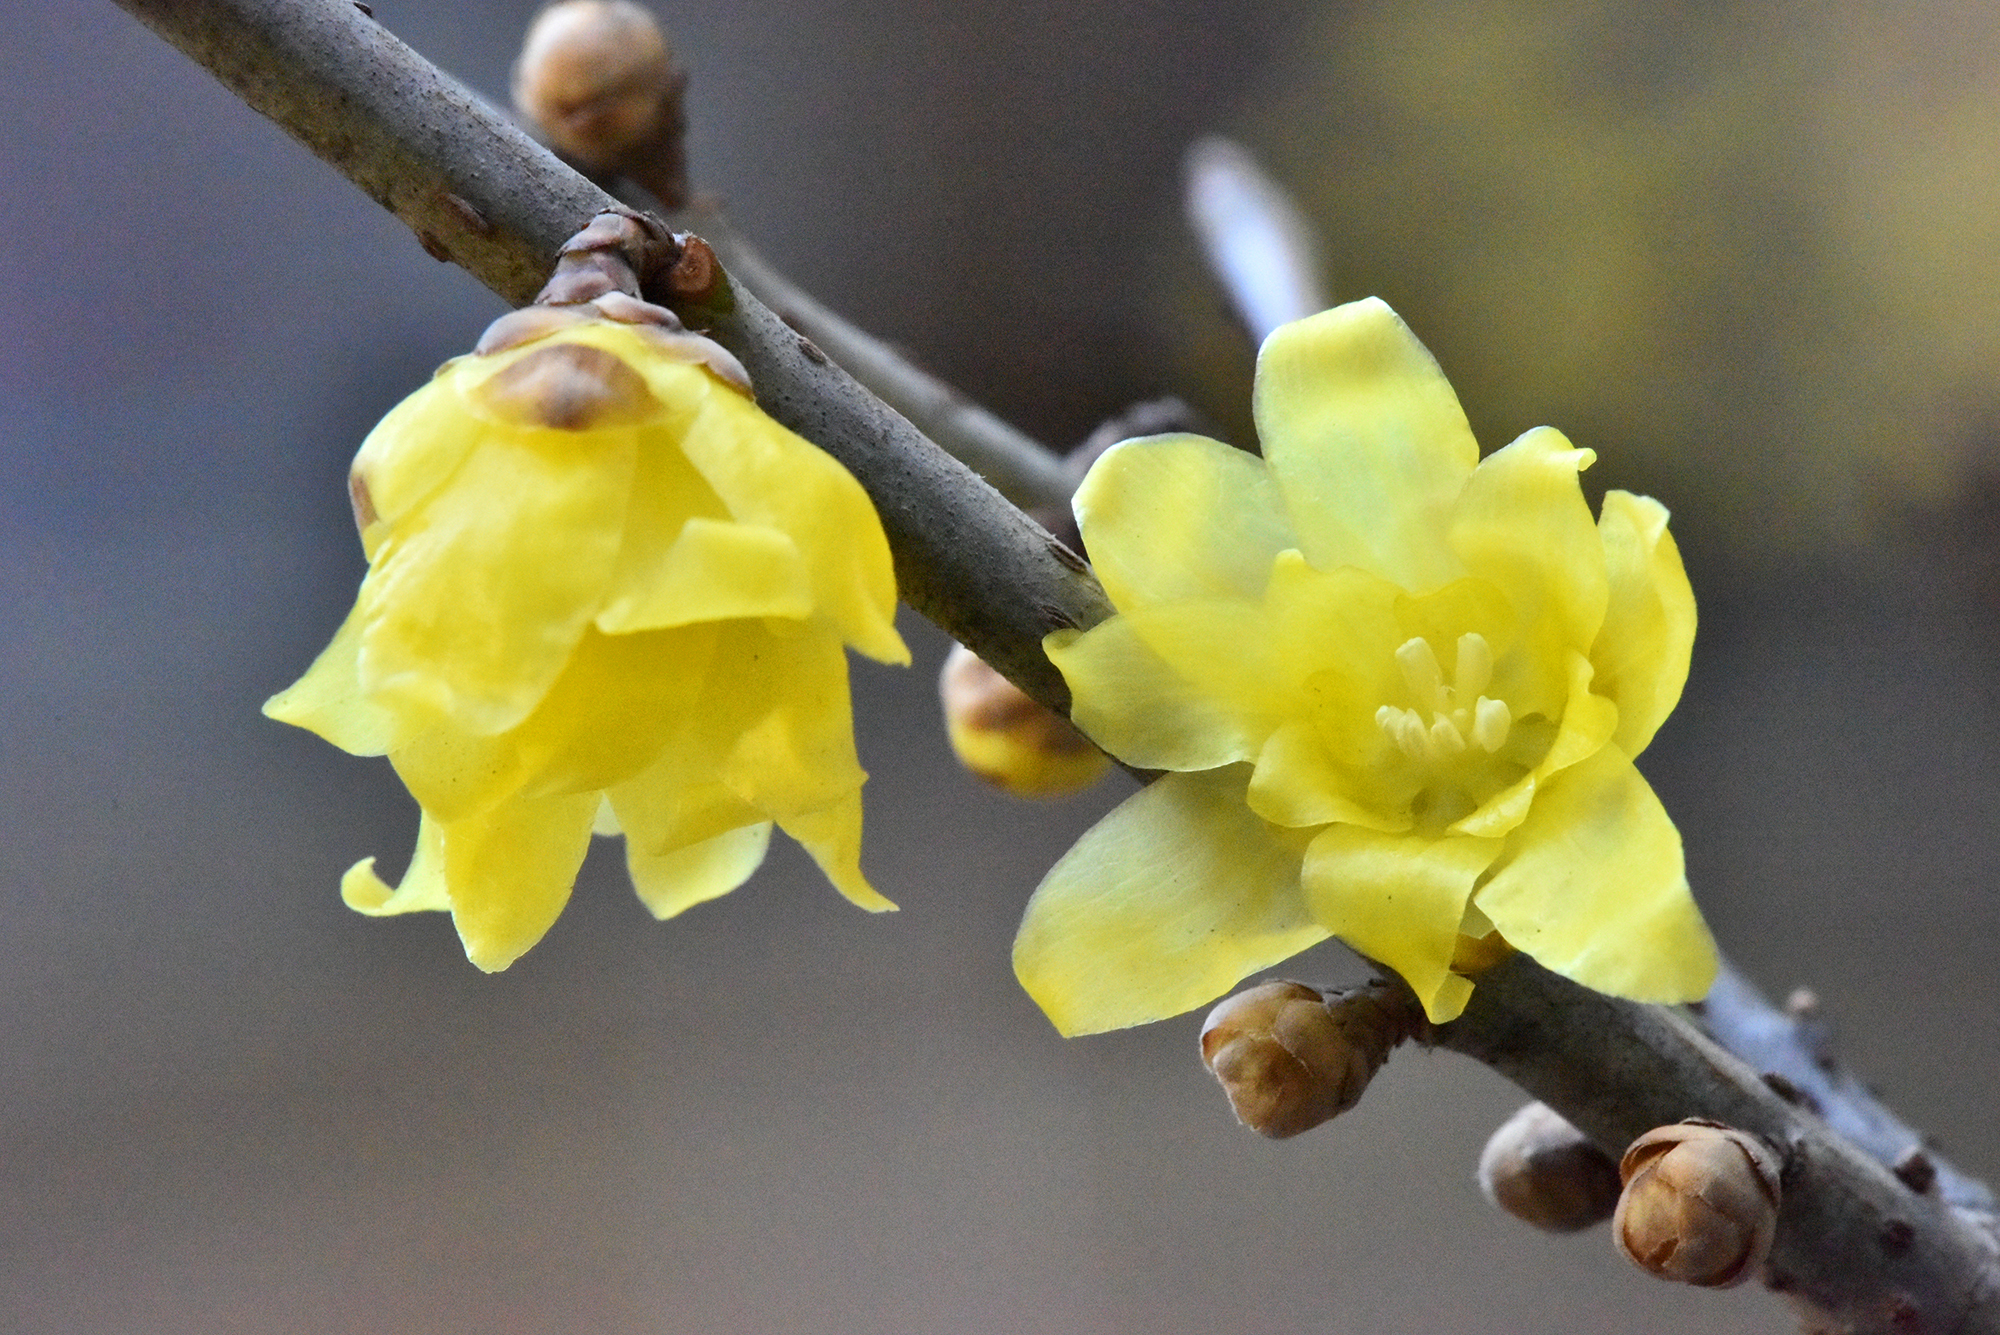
[470,213,748,397]
[1613,1119,1783,1288]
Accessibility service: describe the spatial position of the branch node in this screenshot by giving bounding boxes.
[1893,1147,1939,1196]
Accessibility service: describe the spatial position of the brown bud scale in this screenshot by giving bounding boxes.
[1199,979,1419,1139]
[1613,1121,1782,1289]
[1478,1102,1622,1233]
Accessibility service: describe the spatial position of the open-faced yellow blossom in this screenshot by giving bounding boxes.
[265,304,908,970]
[1013,297,1716,1032]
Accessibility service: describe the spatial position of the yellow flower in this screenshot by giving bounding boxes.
[1013,298,1716,1032]
[265,308,909,970]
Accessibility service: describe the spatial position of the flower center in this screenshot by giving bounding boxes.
[1375,633,1512,766]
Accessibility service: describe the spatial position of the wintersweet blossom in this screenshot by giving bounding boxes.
[1013,298,1716,1031]
[266,302,908,969]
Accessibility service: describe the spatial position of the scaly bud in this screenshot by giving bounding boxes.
[939,643,1110,798]
[1198,979,1420,1138]
[1613,1120,1782,1288]
[514,1,687,203]
[1477,1102,1622,1233]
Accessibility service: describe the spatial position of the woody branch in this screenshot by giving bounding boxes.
[113,0,2000,1329]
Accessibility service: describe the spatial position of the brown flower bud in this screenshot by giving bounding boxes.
[1198,979,1417,1138]
[938,643,1110,798]
[514,1,687,200]
[1477,1102,1622,1233]
[1613,1121,1782,1288]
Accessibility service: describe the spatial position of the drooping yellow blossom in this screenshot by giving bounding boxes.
[1013,297,1716,1032]
[266,305,908,970]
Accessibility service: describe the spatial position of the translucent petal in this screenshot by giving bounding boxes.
[1072,433,1294,609]
[1013,767,1327,1037]
[1265,551,1410,766]
[505,624,719,797]
[596,518,812,632]
[1452,649,1618,839]
[1474,746,1717,1004]
[594,408,728,630]
[1301,824,1503,1023]
[1253,298,1477,591]
[340,814,450,915]
[262,603,413,757]
[591,796,622,836]
[354,420,635,736]
[347,366,483,558]
[627,821,773,921]
[1046,617,1274,771]
[388,724,524,825]
[1449,426,1607,656]
[608,771,764,859]
[709,621,868,819]
[1246,720,1410,832]
[1593,491,1697,758]
[777,795,897,912]
[671,374,906,664]
[438,789,600,972]
[387,627,718,827]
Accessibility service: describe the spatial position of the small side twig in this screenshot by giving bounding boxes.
[1698,960,1995,1215]
[1438,954,2000,1333]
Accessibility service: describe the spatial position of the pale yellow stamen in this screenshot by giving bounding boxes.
[1377,633,1512,764]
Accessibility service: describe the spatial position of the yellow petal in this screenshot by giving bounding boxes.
[505,624,719,798]
[626,820,774,921]
[354,418,635,736]
[775,794,897,912]
[339,814,450,915]
[1072,433,1295,609]
[1452,648,1618,839]
[1300,823,1503,1023]
[1593,491,1697,758]
[347,367,483,558]
[1246,719,1410,832]
[1473,746,1717,1004]
[609,771,763,857]
[1045,617,1274,771]
[1448,426,1607,656]
[387,724,525,825]
[596,518,813,631]
[1013,767,1327,1036]
[1253,298,1477,591]
[670,373,906,664]
[603,617,888,911]
[708,621,867,819]
[263,603,412,756]
[437,789,600,972]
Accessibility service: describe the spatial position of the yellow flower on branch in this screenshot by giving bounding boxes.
[266,303,908,970]
[1014,298,1716,1032]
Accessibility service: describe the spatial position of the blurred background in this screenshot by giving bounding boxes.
[3,1,1997,1331]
